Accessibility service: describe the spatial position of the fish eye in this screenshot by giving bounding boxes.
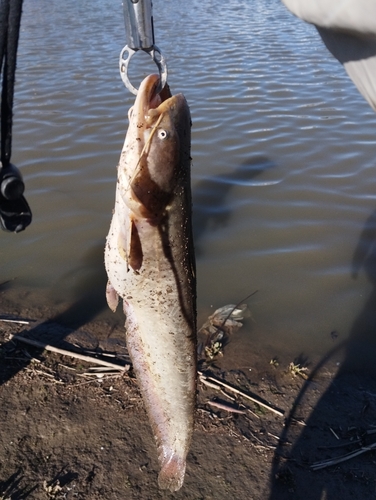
[158,129,169,140]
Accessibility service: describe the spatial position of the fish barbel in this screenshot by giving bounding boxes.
[104,74,196,492]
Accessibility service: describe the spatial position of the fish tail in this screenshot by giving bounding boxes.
[157,452,186,492]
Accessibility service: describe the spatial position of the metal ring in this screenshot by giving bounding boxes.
[119,45,168,95]
[149,46,168,94]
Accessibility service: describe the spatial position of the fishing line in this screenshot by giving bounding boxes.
[220,290,259,330]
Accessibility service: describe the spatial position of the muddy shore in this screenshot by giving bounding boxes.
[1,287,376,499]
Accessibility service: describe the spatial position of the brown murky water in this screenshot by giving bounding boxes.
[2,0,376,367]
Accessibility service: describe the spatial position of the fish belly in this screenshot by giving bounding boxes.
[105,202,195,492]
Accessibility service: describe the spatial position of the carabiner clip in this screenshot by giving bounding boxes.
[120,0,168,95]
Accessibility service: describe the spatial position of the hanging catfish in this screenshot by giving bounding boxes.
[105,74,196,492]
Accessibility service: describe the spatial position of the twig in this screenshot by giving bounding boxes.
[198,371,284,417]
[199,377,223,390]
[207,400,246,414]
[27,368,65,384]
[72,378,111,387]
[81,369,123,378]
[58,363,76,371]
[329,427,340,440]
[220,389,235,401]
[79,349,130,361]
[0,318,30,325]
[8,334,130,372]
[197,407,214,417]
[267,432,280,441]
[247,428,275,449]
[87,366,122,372]
[247,408,261,419]
[83,350,117,358]
[290,417,307,427]
[311,442,376,470]
[318,440,361,450]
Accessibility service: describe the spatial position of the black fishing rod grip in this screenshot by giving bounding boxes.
[0,162,24,200]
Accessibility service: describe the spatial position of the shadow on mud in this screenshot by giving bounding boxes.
[268,207,376,499]
[0,242,117,387]
[0,467,79,499]
[0,469,37,499]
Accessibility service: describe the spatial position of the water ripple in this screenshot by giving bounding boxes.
[2,0,376,360]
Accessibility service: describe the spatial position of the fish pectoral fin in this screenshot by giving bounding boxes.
[128,219,143,271]
[117,217,143,272]
[106,281,119,312]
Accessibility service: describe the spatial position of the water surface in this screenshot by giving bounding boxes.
[3,0,376,367]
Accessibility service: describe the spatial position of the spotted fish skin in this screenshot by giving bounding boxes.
[104,74,196,492]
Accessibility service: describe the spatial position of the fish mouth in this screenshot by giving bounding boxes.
[134,74,179,124]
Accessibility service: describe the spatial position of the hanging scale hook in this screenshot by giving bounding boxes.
[120,0,167,95]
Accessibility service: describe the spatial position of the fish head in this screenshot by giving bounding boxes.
[121,74,191,223]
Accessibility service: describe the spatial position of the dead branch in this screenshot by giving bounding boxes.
[1,318,30,325]
[207,400,246,414]
[198,371,284,417]
[8,334,130,372]
[311,442,376,470]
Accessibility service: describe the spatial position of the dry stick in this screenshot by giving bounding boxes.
[1,318,30,325]
[329,427,340,440]
[199,378,221,390]
[8,334,130,372]
[198,371,284,417]
[290,417,307,427]
[311,442,376,470]
[207,400,246,414]
[247,407,261,420]
[220,388,235,401]
[87,366,122,372]
[31,369,64,383]
[79,349,130,360]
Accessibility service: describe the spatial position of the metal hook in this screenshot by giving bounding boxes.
[119,44,168,95]
[120,0,167,95]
